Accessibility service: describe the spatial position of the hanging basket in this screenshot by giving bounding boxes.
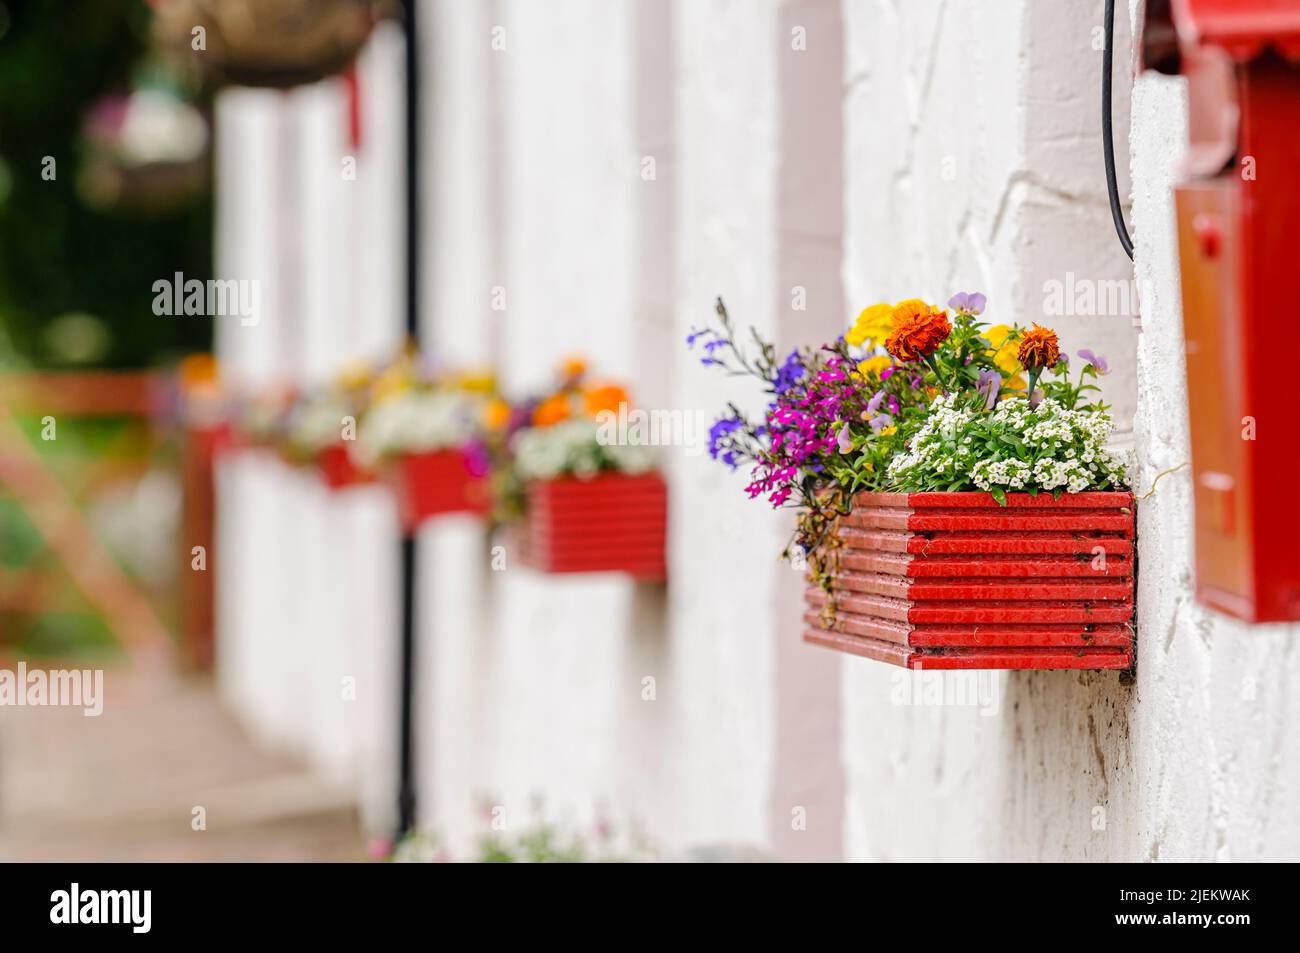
[517,472,667,581]
[152,0,381,90]
[389,449,490,532]
[316,443,378,490]
[804,491,1135,670]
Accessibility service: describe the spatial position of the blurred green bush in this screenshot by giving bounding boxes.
[0,0,212,369]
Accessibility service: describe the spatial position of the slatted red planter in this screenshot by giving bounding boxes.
[804,491,1135,670]
[518,472,667,581]
[390,448,489,531]
[316,443,378,490]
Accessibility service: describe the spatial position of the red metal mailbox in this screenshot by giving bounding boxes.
[1145,0,1300,621]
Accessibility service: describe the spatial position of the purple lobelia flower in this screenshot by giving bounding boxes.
[708,416,744,467]
[1078,349,1109,375]
[947,291,987,315]
[773,350,806,394]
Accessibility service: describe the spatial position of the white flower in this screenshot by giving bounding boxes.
[357,389,483,463]
[514,417,659,481]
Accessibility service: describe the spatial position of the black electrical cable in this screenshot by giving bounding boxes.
[1103,0,1135,260]
[396,0,420,842]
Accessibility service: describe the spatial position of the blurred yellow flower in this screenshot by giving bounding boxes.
[985,324,1022,376]
[857,355,892,378]
[455,369,497,394]
[846,303,894,348]
[371,367,412,403]
[337,359,374,391]
[879,426,897,437]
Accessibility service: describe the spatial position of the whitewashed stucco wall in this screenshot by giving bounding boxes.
[214,26,406,832]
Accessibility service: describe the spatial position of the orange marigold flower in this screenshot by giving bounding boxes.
[532,393,572,427]
[1017,324,1061,370]
[583,383,629,418]
[483,397,511,431]
[560,355,588,380]
[885,301,952,363]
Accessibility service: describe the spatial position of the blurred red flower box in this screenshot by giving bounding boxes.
[316,443,379,490]
[390,448,490,532]
[804,491,1135,670]
[518,472,667,581]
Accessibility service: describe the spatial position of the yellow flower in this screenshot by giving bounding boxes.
[371,368,412,403]
[337,359,374,391]
[879,426,897,437]
[846,303,894,348]
[454,369,497,394]
[985,323,1021,376]
[857,355,892,378]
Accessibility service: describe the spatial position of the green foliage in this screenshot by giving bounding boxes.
[0,0,212,368]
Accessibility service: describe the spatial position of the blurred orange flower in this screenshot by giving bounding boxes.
[583,383,629,418]
[560,355,588,381]
[178,353,219,394]
[1017,324,1060,369]
[483,397,511,431]
[532,393,572,427]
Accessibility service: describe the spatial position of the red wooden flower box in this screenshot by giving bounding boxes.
[518,472,667,581]
[316,443,378,490]
[804,491,1135,670]
[390,448,489,531]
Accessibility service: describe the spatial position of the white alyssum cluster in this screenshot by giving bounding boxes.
[514,417,657,481]
[287,393,353,451]
[886,393,1127,494]
[357,390,482,463]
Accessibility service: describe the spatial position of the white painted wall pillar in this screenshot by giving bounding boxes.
[668,0,783,852]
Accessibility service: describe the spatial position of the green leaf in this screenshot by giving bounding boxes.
[990,486,1007,506]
